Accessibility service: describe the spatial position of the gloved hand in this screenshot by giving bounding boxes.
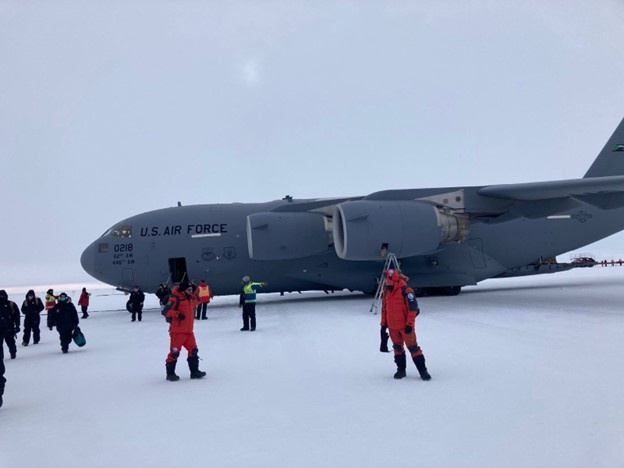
[404,325,413,334]
[14,326,20,334]
[379,325,389,353]
[178,312,186,320]
[49,326,53,331]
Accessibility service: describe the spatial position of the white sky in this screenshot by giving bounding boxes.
[2,1,624,286]
[1,267,623,467]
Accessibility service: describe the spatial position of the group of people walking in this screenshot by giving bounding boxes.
[2,266,432,408]
[2,288,90,355]
[0,287,90,408]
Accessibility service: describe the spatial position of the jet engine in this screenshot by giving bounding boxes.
[332,200,469,260]
[247,212,330,260]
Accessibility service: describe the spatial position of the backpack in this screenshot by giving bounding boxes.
[0,303,14,331]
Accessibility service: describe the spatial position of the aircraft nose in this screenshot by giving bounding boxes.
[80,242,96,277]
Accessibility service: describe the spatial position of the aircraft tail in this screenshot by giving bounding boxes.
[583,116,624,178]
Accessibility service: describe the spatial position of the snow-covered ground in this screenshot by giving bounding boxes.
[1,267,623,468]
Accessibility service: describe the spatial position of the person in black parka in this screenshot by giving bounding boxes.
[21,289,44,346]
[155,283,171,312]
[127,286,145,322]
[47,292,79,353]
[0,289,19,408]
[0,290,20,359]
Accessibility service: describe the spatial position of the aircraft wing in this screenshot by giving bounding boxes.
[478,175,624,201]
[476,175,624,217]
[267,175,624,221]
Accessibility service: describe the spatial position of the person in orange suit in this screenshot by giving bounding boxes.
[163,281,206,381]
[380,269,431,380]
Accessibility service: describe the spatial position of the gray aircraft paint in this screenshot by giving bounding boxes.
[81,117,624,296]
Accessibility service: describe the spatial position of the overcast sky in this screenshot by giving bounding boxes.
[1,0,624,287]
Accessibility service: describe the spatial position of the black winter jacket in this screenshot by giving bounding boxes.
[47,302,79,332]
[127,290,145,312]
[21,297,44,321]
[0,299,20,332]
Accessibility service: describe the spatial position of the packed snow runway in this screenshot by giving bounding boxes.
[1,267,623,468]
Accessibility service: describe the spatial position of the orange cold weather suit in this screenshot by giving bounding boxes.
[165,287,201,364]
[380,269,431,380]
[380,273,423,359]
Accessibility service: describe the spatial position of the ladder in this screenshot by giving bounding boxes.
[369,252,401,314]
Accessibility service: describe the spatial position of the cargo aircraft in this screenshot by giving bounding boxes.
[81,117,624,296]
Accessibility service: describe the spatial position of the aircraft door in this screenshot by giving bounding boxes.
[168,257,189,283]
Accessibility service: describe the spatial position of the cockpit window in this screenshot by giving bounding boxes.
[101,224,133,238]
[115,225,132,237]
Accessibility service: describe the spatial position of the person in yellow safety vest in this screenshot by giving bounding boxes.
[45,289,58,313]
[196,280,212,320]
[238,276,267,331]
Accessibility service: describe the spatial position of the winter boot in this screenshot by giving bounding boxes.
[188,356,206,379]
[393,353,407,379]
[165,361,180,382]
[413,354,431,381]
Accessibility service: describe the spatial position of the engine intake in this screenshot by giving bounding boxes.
[333,200,468,260]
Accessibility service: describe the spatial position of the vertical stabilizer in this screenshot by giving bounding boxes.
[584,117,624,178]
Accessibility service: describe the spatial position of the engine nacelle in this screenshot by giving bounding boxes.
[247,212,329,260]
[333,200,468,260]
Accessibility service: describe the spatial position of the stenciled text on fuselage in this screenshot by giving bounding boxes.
[139,223,228,237]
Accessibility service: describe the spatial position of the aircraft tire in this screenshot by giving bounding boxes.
[442,286,461,296]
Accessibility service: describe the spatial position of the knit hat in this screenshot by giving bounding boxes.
[58,292,68,302]
[179,281,191,291]
[242,276,250,283]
